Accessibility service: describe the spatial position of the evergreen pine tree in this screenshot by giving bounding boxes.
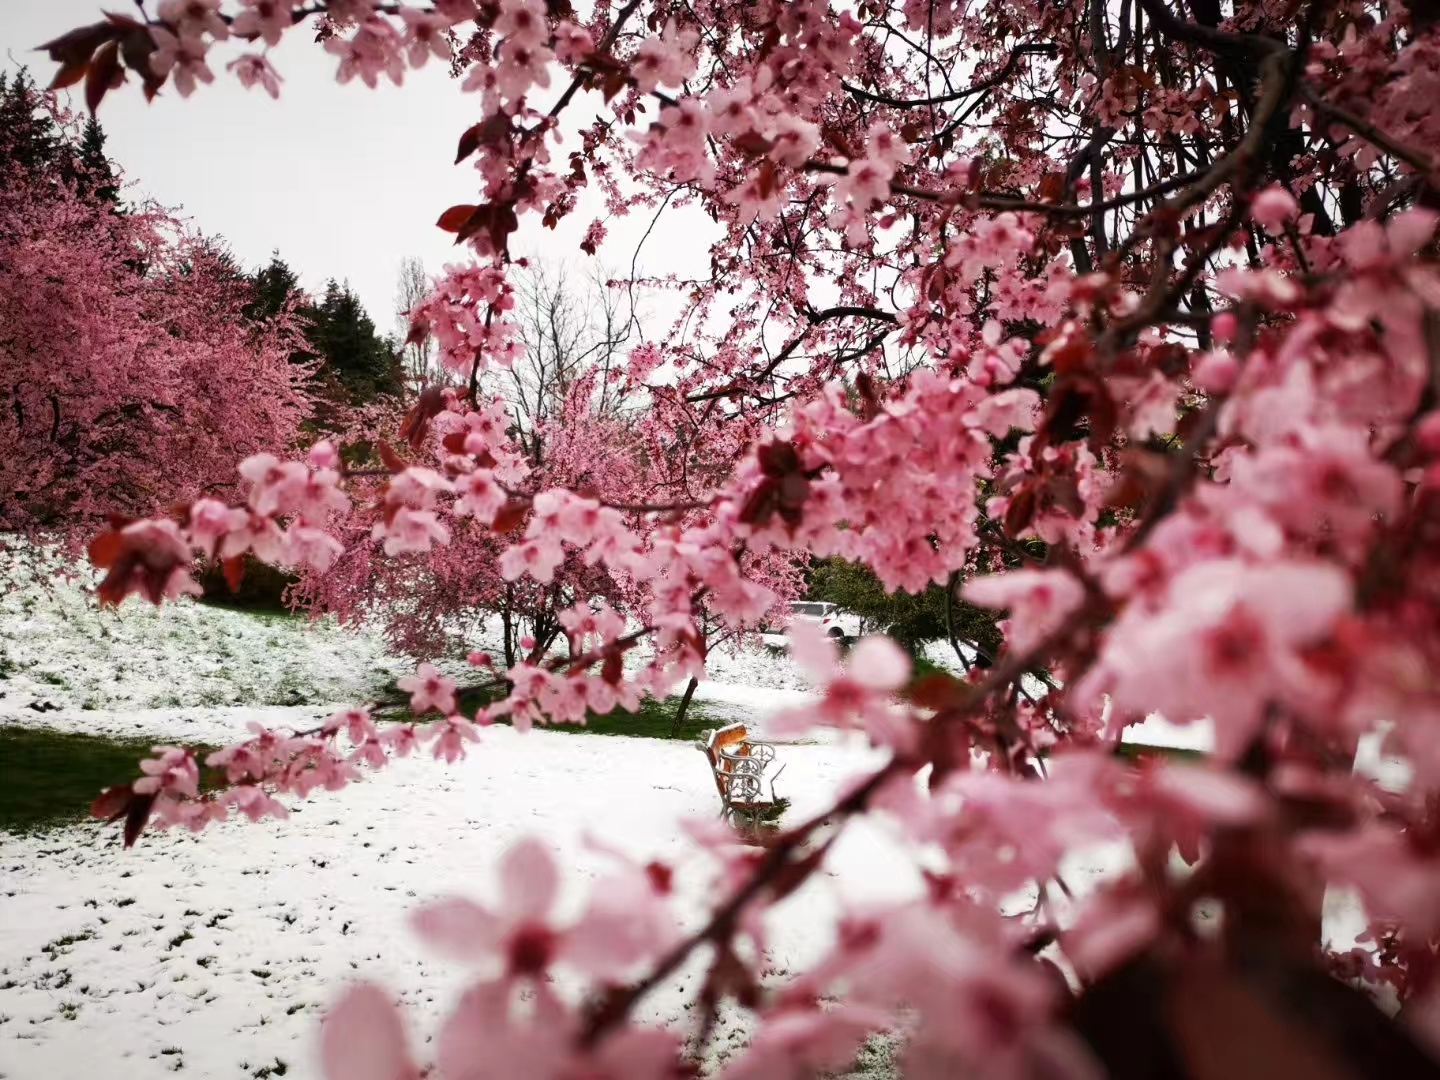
[304,280,405,402]
[0,70,63,185]
[72,117,120,205]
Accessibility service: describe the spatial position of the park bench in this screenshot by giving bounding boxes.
[695,723,785,828]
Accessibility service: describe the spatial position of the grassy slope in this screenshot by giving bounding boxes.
[0,727,175,834]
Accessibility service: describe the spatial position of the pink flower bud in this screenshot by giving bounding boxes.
[1416,412,1440,458]
[1250,185,1298,235]
[1192,351,1238,393]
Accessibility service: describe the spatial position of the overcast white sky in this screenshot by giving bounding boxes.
[2,2,714,337]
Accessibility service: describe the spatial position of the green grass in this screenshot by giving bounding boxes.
[0,726,215,835]
[443,681,721,742]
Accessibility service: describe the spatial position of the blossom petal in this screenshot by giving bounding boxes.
[320,982,416,1080]
[848,635,911,692]
[499,837,561,916]
[409,896,503,960]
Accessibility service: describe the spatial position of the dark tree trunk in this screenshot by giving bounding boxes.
[670,676,700,739]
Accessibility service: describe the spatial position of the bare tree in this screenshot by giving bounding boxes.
[394,255,439,394]
[491,260,633,459]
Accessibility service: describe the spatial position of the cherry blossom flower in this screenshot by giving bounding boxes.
[232,0,293,47]
[410,837,571,975]
[320,982,420,1080]
[372,506,450,555]
[227,54,283,98]
[158,0,230,40]
[398,6,452,67]
[149,27,216,97]
[964,569,1086,654]
[432,714,481,762]
[397,662,457,715]
[631,19,699,93]
[134,746,200,798]
[1250,184,1298,235]
[771,623,913,747]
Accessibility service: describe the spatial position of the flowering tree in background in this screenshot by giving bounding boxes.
[0,87,310,546]
[38,0,1440,1076]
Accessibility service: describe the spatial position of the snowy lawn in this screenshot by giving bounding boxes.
[0,719,906,1080]
[0,554,1228,1080]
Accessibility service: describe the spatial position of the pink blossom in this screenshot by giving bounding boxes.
[398,6,452,67]
[1088,560,1352,758]
[324,707,378,744]
[630,19,699,93]
[397,662,457,715]
[157,0,230,40]
[386,467,453,509]
[372,507,450,555]
[410,837,567,974]
[769,115,821,168]
[188,497,246,558]
[553,22,595,65]
[772,623,913,746]
[149,27,216,97]
[226,54,283,98]
[239,452,307,516]
[964,569,1085,654]
[134,746,200,798]
[324,17,406,88]
[493,39,554,102]
[285,524,343,571]
[432,714,480,762]
[498,537,565,583]
[320,982,419,1080]
[1250,184,1298,235]
[494,0,548,46]
[308,439,340,470]
[454,468,506,521]
[232,0,293,47]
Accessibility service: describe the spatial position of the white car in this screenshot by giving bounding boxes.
[758,601,862,649]
[789,601,862,640]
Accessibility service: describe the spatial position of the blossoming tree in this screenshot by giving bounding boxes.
[38,0,1440,1076]
[0,89,311,546]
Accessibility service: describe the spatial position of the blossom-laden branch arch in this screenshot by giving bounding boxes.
[38,0,1440,1076]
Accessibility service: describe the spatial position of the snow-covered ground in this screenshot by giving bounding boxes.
[0,718,908,1080]
[0,558,909,1079]
[0,552,1229,1080]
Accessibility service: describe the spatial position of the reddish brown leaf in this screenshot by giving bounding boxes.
[1004,483,1037,537]
[756,160,779,201]
[490,498,530,535]
[91,783,133,822]
[377,440,409,474]
[50,58,91,91]
[442,430,469,455]
[909,671,968,711]
[601,650,623,685]
[222,555,246,594]
[87,526,124,570]
[85,39,124,114]
[732,130,775,157]
[39,21,116,70]
[399,385,447,451]
[455,123,484,164]
[123,791,157,848]
[436,204,479,233]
